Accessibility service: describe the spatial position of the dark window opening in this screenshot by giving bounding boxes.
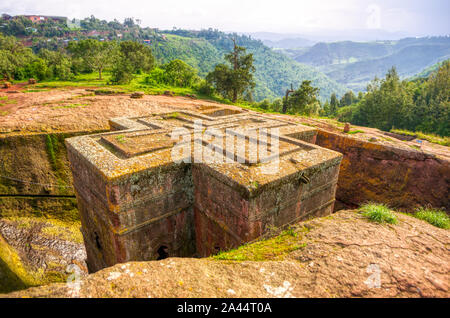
[157,245,169,260]
[94,232,102,250]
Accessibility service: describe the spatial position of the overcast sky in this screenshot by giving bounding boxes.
[1,0,449,36]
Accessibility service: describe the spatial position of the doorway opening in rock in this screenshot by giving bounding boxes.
[94,232,102,251]
[157,246,169,260]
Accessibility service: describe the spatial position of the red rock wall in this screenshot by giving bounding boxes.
[67,143,196,272]
[316,130,450,211]
[192,160,341,257]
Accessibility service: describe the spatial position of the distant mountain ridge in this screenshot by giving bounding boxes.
[283,36,450,91]
[262,38,315,49]
[246,29,411,45]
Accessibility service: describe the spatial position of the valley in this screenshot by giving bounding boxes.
[274,36,450,91]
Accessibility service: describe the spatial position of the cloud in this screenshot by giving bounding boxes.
[0,0,447,35]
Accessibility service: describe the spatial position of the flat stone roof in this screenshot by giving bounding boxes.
[66,109,340,198]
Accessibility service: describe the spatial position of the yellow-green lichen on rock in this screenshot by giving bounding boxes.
[0,217,86,293]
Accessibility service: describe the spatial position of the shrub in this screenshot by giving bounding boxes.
[414,207,449,229]
[257,99,271,110]
[196,80,215,96]
[110,60,134,84]
[24,58,51,81]
[360,203,397,224]
[163,59,199,87]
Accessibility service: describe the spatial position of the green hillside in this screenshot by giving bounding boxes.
[152,30,347,101]
[151,34,223,77]
[0,15,346,101]
[293,41,395,66]
[411,59,450,79]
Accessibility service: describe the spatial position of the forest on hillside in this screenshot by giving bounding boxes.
[0,14,449,137]
[329,63,450,137]
[0,15,347,101]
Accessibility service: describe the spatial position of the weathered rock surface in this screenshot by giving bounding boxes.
[265,114,450,211]
[0,217,87,293]
[3,210,448,298]
[130,92,144,99]
[316,130,450,211]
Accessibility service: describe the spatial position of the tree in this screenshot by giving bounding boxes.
[340,90,356,106]
[334,63,449,137]
[330,93,339,115]
[117,41,154,73]
[24,58,51,81]
[110,41,154,84]
[412,60,450,136]
[321,100,331,117]
[163,59,199,87]
[67,39,116,80]
[123,18,135,28]
[0,34,34,80]
[38,49,73,80]
[283,80,320,115]
[282,84,295,113]
[352,67,413,131]
[206,39,255,102]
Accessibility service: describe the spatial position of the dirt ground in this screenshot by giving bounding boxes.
[3,210,449,298]
[1,86,448,160]
[0,86,234,134]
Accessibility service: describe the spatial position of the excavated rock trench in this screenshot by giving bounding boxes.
[0,94,448,296]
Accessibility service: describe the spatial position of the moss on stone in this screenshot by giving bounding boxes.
[212,228,307,262]
[0,215,82,293]
[0,197,79,222]
[40,218,83,244]
[4,216,83,244]
[0,235,40,293]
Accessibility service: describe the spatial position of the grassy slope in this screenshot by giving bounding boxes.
[410,59,450,80]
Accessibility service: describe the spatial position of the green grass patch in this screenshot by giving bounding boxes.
[45,134,57,167]
[43,134,72,195]
[34,72,233,105]
[0,110,9,116]
[409,144,421,150]
[414,207,449,229]
[115,135,127,143]
[360,203,398,225]
[250,181,260,189]
[164,112,180,119]
[53,103,89,109]
[0,96,17,107]
[23,88,50,93]
[346,130,364,134]
[212,227,306,261]
[391,129,450,147]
